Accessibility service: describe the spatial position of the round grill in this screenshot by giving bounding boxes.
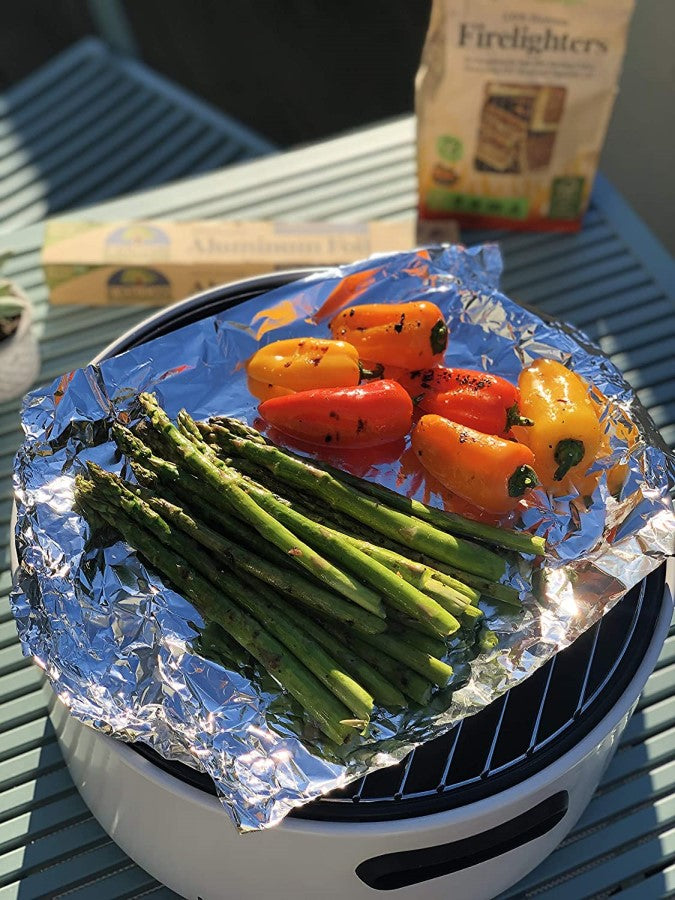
[103,276,665,822]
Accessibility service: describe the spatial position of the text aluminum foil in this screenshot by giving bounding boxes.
[11,245,674,832]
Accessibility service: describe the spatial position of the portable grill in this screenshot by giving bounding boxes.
[33,274,673,899]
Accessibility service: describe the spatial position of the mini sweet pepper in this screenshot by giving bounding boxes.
[330,301,448,370]
[512,358,602,491]
[246,337,361,402]
[258,380,414,448]
[412,415,539,514]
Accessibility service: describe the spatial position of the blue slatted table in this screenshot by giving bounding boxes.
[0,117,673,898]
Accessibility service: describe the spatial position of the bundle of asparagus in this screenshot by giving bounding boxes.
[74,392,545,746]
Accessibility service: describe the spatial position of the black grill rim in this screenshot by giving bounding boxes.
[98,275,667,823]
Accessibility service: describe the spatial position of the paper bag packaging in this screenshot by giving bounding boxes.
[416,0,635,232]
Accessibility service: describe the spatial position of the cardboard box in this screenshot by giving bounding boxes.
[42,219,430,307]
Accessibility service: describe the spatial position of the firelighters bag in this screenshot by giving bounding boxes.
[416,0,635,232]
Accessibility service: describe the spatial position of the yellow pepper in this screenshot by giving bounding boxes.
[512,358,602,492]
[246,338,361,402]
[574,391,637,497]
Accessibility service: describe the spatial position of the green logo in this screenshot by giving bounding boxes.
[437,134,463,162]
[549,176,585,219]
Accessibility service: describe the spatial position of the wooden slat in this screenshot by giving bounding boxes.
[614,861,675,899]
[0,840,134,898]
[56,866,162,900]
[509,827,675,899]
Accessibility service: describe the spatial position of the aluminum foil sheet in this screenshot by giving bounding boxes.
[11,245,675,832]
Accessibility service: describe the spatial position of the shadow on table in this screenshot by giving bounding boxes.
[0,37,275,235]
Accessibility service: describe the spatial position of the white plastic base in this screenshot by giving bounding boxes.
[46,561,673,900]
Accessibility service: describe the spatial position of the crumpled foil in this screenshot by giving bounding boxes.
[11,245,675,832]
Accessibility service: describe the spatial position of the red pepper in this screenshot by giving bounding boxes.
[417,368,533,436]
[258,380,413,448]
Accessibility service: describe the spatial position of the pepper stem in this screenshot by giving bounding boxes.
[553,439,585,481]
[505,403,534,430]
[429,320,449,355]
[507,465,539,498]
[358,361,384,381]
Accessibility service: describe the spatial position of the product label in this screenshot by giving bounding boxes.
[549,176,585,219]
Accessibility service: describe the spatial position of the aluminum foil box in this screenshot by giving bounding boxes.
[42,219,420,306]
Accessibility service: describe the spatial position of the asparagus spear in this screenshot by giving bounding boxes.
[338,632,433,706]
[126,422,518,609]
[142,492,385,635]
[174,407,461,638]
[130,397,387,618]
[231,469,480,622]
[239,479,460,637]
[131,448,411,707]
[75,481,355,744]
[425,560,521,607]
[83,466,374,724]
[222,462,492,616]
[242,471,519,607]
[206,423,505,580]
[237,571,407,709]
[358,631,453,688]
[341,539,479,618]
[209,415,266,444]
[320,511,518,606]
[278,480,518,607]
[387,626,448,660]
[129,444,388,626]
[197,621,245,669]
[324,468,546,556]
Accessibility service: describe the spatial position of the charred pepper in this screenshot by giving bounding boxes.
[246,338,361,402]
[258,380,413,448]
[330,301,448,370]
[418,367,532,435]
[512,358,602,490]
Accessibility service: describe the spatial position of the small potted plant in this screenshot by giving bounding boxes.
[0,261,40,403]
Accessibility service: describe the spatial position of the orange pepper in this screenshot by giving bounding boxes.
[512,359,602,492]
[246,338,360,401]
[330,301,448,370]
[412,415,539,514]
[246,377,295,403]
